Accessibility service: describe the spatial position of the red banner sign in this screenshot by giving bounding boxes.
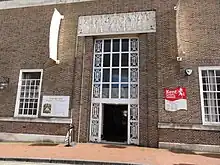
[164,87,187,101]
[164,87,187,111]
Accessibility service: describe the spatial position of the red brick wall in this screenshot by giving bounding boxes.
[1,0,219,147]
[0,121,69,136]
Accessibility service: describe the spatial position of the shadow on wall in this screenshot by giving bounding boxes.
[169,148,195,155]
[173,164,196,165]
[197,153,220,159]
[103,144,127,149]
[29,139,59,146]
[169,148,220,159]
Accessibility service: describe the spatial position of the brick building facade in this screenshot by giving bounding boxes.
[0,0,220,152]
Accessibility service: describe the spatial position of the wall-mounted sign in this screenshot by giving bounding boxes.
[41,96,69,117]
[164,87,187,111]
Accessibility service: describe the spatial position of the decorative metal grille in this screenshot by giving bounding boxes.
[93,84,100,98]
[95,40,102,53]
[90,103,100,141]
[130,68,138,82]
[130,53,138,67]
[92,103,100,119]
[94,69,101,82]
[95,54,102,67]
[130,39,138,52]
[130,84,138,99]
[130,122,138,140]
[129,104,139,144]
[130,104,138,120]
[91,120,99,137]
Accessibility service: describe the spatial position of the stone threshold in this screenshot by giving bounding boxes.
[0,132,66,143]
[159,142,220,153]
[0,117,71,124]
[158,122,220,131]
[0,157,141,165]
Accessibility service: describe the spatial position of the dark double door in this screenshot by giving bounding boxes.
[102,104,128,142]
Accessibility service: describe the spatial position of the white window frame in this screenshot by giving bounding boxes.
[90,37,139,144]
[14,69,43,118]
[199,66,220,125]
[92,37,139,102]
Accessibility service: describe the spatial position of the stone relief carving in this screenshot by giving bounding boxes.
[78,11,156,36]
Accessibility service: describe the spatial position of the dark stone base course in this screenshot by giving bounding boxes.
[159,128,220,145]
[0,158,142,165]
[0,121,70,136]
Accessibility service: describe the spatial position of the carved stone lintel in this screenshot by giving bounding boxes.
[78,11,156,36]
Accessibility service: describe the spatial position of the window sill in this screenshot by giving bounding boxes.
[158,122,220,131]
[0,117,72,124]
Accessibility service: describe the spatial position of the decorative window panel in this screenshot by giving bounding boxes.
[130,104,138,120]
[93,84,100,98]
[90,103,100,141]
[130,122,138,140]
[130,84,138,99]
[92,103,100,119]
[130,39,138,52]
[91,120,99,137]
[95,40,102,53]
[130,53,138,67]
[94,69,101,82]
[130,68,138,82]
[94,54,102,67]
[129,104,139,144]
[92,38,139,99]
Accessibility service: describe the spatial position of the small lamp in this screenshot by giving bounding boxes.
[185,68,193,76]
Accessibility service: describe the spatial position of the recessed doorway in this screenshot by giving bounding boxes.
[102,104,128,143]
[90,38,139,144]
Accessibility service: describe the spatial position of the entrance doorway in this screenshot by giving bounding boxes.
[90,38,139,144]
[102,104,128,143]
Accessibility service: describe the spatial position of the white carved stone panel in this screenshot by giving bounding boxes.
[95,40,102,53]
[94,54,102,67]
[130,104,138,121]
[90,103,100,141]
[93,84,100,98]
[130,53,138,67]
[94,69,101,82]
[130,39,138,52]
[91,103,99,119]
[130,84,138,99]
[130,68,138,82]
[129,104,139,144]
[78,11,156,36]
[130,122,138,142]
[91,120,99,137]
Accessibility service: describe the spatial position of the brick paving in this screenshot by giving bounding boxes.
[0,143,219,165]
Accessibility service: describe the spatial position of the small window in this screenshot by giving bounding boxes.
[199,67,220,124]
[15,69,43,117]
